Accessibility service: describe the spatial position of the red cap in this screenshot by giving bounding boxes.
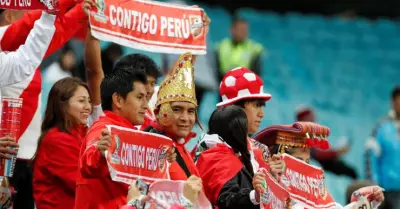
[217,67,271,107]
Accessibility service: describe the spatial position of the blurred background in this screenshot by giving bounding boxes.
[40,0,400,206]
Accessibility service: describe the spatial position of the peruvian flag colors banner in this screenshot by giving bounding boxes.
[105,125,174,184]
[249,138,270,169]
[0,0,57,11]
[145,180,212,209]
[259,168,290,209]
[280,154,336,209]
[89,0,208,55]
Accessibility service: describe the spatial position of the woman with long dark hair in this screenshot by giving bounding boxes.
[33,77,92,209]
[196,106,266,209]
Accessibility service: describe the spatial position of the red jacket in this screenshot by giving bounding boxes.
[196,144,243,206]
[33,126,86,209]
[75,111,136,209]
[147,122,200,180]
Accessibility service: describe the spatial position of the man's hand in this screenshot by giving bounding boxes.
[166,147,177,163]
[183,175,202,204]
[369,186,385,203]
[252,172,266,202]
[0,136,19,159]
[127,181,151,203]
[83,0,95,16]
[202,11,211,26]
[97,129,111,156]
[351,186,385,203]
[268,154,285,180]
[191,9,211,65]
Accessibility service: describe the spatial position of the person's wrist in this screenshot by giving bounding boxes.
[127,195,145,208]
[250,190,260,205]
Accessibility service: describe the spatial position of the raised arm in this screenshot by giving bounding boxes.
[0,2,87,59]
[0,11,56,87]
[84,30,103,106]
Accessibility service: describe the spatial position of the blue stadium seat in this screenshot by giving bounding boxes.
[198,91,219,127]
[201,5,231,42]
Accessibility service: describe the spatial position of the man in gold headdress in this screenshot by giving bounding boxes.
[144,52,201,181]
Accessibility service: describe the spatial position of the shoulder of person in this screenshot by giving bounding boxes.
[216,38,231,48]
[41,128,78,147]
[372,116,395,136]
[247,39,263,52]
[44,127,73,139]
[85,117,109,138]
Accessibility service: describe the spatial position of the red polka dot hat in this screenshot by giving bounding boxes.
[217,67,272,107]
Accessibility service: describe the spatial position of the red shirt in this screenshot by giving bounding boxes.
[33,125,86,209]
[75,111,136,209]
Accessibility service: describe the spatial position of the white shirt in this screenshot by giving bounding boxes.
[0,12,56,87]
[148,85,159,112]
[43,62,72,84]
[88,105,105,127]
[0,11,56,159]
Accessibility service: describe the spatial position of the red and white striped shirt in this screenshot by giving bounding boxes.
[0,4,87,160]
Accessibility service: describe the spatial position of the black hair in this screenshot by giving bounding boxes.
[112,53,161,79]
[231,16,248,27]
[270,144,295,155]
[270,145,308,158]
[105,43,123,57]
[101,54,148,111]
[208,106,254,176]
[101,44,123,75]
[58,44,76,70]
[234,98,266,108]
[391,86,400,100]
[0,9,4,15]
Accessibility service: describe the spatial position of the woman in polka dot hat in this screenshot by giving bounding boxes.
[195,66,272,143]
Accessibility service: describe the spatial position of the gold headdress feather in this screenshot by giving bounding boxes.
[156,52,197,108]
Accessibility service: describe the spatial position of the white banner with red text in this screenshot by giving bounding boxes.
[0,0,58,11]
[280,154,336,209]
[259,168,291,209]
[145,180,212,209]
[105,125,174,184]
[89,0,208,55]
